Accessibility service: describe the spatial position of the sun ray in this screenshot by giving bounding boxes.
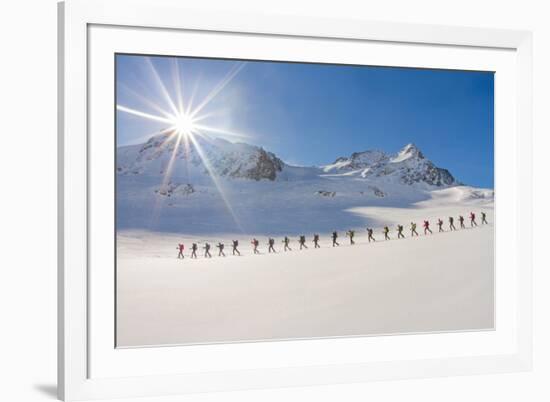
[190,111,219,124]
[187,132,244,232]
[149,131,184,227]
[118,83,175,120]
[172,58,185,114]
[117,105,174,124]
[185,73,202,116]
[190,62,246,118]
[193,123,251,140]
[161,131,184,187]
[155,130,180,153]
[145,57,179,116]
[181,130,192,182]
[122,127,176,148]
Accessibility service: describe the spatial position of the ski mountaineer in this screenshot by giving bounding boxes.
[282,236,292,251]
[410,222,419,237]
[437,218,444,233]
[470,212,478,227]
[481,211,488,224]
[332,231,340,247]
[423,220,432,235]
[268,238,276,253]
[397,225,405,239]
[177,243,185,259]
[251,238,260,254]
[232,240,240,256]
[216,242,226,257]
[203,243,212,258]
[449,216,456,231]
[367,228,376,242]
[299,235,308,250]
[313,234,320,248]
[383,226,390,240]
[190,243,198,259]
[346,230,356,245]
[459,215,465,229]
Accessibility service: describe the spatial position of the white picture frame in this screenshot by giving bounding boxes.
[58,0,533,400]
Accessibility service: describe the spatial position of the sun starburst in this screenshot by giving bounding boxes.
[117,57,248,231]
[172,112,196,136]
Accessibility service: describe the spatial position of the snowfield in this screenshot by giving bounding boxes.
[116,189,494,347]
[115,135,495,347]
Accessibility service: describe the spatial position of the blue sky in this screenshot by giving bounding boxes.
[116,54,494,188]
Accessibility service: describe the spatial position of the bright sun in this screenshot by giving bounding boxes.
[172,112,196,136]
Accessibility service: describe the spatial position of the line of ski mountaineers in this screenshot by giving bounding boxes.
[176,211,489,259]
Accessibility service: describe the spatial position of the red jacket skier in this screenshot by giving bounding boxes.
[470,212,478,227]
[177,243,185,259]
[251,238,260,254]
[423,220,432,235]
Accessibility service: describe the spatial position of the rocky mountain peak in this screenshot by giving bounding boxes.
[323,143,455,187]
[394,143,425,161]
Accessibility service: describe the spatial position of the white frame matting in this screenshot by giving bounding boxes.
[58,0,533,400]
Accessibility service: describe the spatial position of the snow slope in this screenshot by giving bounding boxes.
[117,208,494,347]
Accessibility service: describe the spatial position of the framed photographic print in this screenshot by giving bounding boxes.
[58,0,533,400]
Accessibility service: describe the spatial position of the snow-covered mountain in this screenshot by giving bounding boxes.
[117,133,456,188]
[116,133,491,235]
[322,143,456,187]
[117,131,284,181]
